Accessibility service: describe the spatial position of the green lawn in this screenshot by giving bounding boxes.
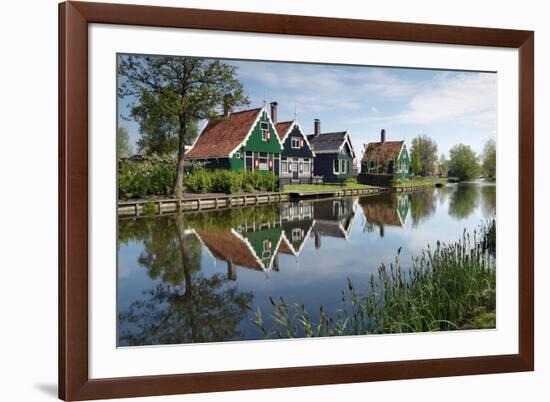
[283,183,375,192]
[394,176,450,187]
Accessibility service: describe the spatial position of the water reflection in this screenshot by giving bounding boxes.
[118,182,496,346]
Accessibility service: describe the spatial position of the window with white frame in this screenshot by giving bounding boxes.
[333,159,340,174]
[281,158,287,174]
[303,159,310,173]
[340,159,347,174]
[292,228,303,241]
[291,137,300,149]
[259,152,268,170]
[260,121,270,141]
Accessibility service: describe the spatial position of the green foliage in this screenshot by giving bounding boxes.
[481,138,496,179]
[117,127,133,159]
[410,135,438,176]
[118,215,254,345]
[118,154,177,199]
[253,221,496,338]
[141,202,158,216]
[185,170,277,194]
[448,144,481,181]
[118,54,250,195]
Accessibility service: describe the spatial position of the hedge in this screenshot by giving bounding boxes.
[118,156,278,199]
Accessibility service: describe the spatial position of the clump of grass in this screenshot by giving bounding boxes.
[140,201,158,216]
[253,221,496,338]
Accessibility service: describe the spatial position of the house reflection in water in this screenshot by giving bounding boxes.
[189,198,362,279]
[279,201,315,259]
[194,220,284,280]
[311,197,356,248]
[360,193,409,237]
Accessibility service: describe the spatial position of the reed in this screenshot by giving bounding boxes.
[253,220,496,338]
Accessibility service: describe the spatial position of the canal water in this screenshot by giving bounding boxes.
[117,181,496,346]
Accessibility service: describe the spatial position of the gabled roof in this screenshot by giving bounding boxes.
[195,228,264,271]
[362,141,404,162]
[275,121,294,141]
[276,120,316,156]
[306,131,356,158]
[186,107,279,159]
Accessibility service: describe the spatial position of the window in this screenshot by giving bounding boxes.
[259,158,268,170]
[292,228,303,241]
[261,121,270,141]
[281,159,287,174]
[234,151,240,159]
[370,160,376,173]
[340,159,347,174]
[333,159,340,174]
[262,239,272,258]
[291,137,300,149]
[303,159,310,173]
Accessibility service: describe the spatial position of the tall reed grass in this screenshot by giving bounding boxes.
[253,220,496,338]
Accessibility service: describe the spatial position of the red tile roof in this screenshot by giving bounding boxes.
[185,108,262,158]
[275,121,293,141]
[196,229,263,271]
[362,141,404,162]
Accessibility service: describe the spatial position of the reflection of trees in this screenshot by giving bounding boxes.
[448,185,480,220]
[408,189,437,227]
[118,214,253,346]
[480,184,496,218]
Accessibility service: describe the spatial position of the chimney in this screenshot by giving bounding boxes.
[381,129,386,143]
[314,119,321,136]
[270,102,278,123]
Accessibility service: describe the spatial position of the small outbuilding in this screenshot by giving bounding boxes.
[362,129,410,179]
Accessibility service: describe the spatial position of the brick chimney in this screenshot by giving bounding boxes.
[381,128,386,143]
[314,119,321,136]
[270,101,278,123]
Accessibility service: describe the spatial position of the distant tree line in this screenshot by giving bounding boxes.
[409,134,496,181]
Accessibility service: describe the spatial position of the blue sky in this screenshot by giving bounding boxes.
[119,58,497,158]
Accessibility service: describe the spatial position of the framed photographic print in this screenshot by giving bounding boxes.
[59,1,534,400]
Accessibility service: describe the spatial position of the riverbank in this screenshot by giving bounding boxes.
[118,181,448,216]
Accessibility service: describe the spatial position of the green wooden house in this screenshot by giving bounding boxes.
[362,129,410,179]
[185,106,283,174]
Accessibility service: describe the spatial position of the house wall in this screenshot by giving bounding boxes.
[279,125,315,184]
[396,144,411,179]
[313,149,353,182]
[233,110,282,175]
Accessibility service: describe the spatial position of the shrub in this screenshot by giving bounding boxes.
[118,154,177,199]
[185,170,278,194]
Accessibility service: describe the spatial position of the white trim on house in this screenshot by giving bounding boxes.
[279,121,316,157]
[280,221,315,257]
[227,106,284,158]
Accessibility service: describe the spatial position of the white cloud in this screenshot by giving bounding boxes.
[367,73,497,128]
[371,106,379,113]
[233,62,422,116]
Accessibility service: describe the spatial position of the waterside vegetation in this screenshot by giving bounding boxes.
[253,219,496,338]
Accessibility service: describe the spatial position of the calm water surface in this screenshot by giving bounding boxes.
[117,182,496,346]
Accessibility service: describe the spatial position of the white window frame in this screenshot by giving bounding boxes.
[260,121,270,141]
[333,159,340,174]
[340,159,347,174]
[291,137,300,149]
[292,228,303,241]
[303,159,310,173]
[281,159,287,174]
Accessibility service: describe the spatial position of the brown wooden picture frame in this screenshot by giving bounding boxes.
[59,1,534,400]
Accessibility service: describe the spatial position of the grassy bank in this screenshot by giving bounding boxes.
[283,183,375,192]
[253,220,496,338]
[394,176,452,187]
